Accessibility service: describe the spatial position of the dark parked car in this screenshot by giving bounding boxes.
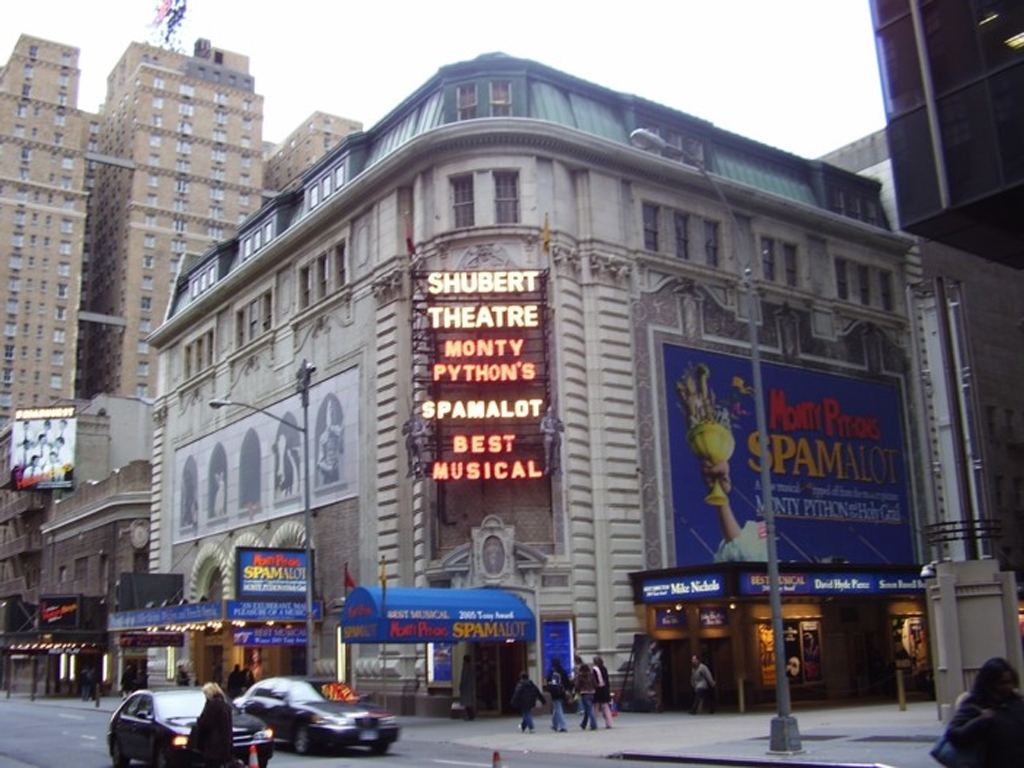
[234,677,399,755]
[108,688,274,768]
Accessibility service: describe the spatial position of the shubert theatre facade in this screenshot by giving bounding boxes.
[136,53,930,713]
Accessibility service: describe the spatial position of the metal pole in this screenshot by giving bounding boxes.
[745,269,800,752]
[659,136,799,751]
[298,360,315,678]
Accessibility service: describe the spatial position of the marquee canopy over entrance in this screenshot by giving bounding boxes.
[340,587,536,643]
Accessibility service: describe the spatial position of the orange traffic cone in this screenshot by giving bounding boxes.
[491,750,502,768]
[248,744,259,768]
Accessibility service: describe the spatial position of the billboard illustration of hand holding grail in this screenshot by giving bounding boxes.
[664,345,913,567]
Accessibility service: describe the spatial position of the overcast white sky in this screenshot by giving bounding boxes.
[3,0,886,159]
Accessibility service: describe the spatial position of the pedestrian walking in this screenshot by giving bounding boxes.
[227,664,245,698]
[189,682,234,768]
[510,670,545,733]
[459,653,477,721]
[545,658,570,732]
[574,654,597,730]
[592,655,615,728]
[689,655,715,714]
[943,656,1024,768]
[120,663,137,698]
[79,666,94,701]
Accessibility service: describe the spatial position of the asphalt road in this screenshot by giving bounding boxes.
[0,698,692,768]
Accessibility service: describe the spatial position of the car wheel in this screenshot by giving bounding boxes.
[110,737,129,768]
[153,744,174,768]
[371,741,391,755]
[293,724,311,755]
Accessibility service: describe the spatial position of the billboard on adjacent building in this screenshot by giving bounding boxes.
[663,344,913,567]
[171,367,358,543]
[10,406,76,490]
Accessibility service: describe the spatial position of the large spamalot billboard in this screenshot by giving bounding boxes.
[663,344,913,567]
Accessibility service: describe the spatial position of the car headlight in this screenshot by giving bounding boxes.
[255,728,273,741]
[312,714,353,726]
[171,735,189,748]
[379,716,397,726]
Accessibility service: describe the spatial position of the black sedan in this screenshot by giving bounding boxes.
[108,688,274,768]
[234,677,399,755]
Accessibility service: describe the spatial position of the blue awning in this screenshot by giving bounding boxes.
[340,586,536,644]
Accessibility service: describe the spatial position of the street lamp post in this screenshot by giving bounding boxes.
[630,129,801,752]
[210,358,317,678]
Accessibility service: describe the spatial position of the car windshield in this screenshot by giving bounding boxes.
[290,681,328,703]
[154,691,207,719]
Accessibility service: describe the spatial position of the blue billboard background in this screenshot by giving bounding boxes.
[664,344,913,567]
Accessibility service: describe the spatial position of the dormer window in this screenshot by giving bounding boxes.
[457,84,477,120]
[491,81,512,116]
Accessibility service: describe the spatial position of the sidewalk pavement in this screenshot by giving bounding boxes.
[5,693,945,768]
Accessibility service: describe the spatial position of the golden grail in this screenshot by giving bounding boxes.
[686,421,735,506]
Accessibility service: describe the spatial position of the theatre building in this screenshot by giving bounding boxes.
[146,53,929,712]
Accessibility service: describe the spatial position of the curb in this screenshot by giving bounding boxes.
[613,753,888,768]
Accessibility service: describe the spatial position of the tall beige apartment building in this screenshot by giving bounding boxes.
[81,38,266,401]
[263,110,362,193]
[0,35,91,426]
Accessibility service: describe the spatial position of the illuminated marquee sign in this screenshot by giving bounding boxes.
[411,269,551,481]
[39,595,80,629]
[235,547,313,599]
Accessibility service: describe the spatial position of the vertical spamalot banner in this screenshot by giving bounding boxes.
[409,269,552,481]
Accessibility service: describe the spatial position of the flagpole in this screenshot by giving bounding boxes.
[379,555,387,711]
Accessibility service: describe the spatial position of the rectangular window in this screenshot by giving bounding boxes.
[760,237,776,281]
[452,175,474,228]
[335,242,347,287]
[783,243,798,287]
[835,258,849,300]
[494,171,519,224]
[673,212,689,260]
[642,203,659,251]
[316,253,329,299]
[880,269,894,310]
[491,80,512,116]
[457,84,477,120]
[703,220,720,267]
[857,264,871,305]
[300,264,312,309]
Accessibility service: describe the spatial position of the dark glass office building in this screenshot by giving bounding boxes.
[872,0,1024,267]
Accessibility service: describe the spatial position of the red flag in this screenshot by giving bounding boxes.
[344,563,356,591]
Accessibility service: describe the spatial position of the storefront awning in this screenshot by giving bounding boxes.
[340,586,536,644]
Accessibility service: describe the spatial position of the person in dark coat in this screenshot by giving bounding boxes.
[120,663,137,698]
[946,656,1024,768]
[227,664,245,698]
[510,670,545,733]
[459,653,477,720]
[545,658,570,732]
[592,655,614,728]
[191,682,234,768]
